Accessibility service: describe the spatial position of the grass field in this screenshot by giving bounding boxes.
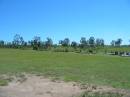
[0,48,130,89]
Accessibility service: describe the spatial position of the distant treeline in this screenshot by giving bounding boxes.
[0,34,129,53]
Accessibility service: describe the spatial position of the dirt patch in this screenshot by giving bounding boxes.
[80,84,130,97]
[0,74,83,97]
[0,74,130,97]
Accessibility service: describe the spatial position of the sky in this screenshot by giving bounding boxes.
[0,0,130,44]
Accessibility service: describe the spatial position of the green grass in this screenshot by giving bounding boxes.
[0,48,130,89]
[78,92,123,97]
[0,79,8,86]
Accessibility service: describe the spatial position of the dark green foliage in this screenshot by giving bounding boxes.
[45,37,53,49]
[71,41,78,49]
[115,38,122,47]
[111,38,122,47]
[12,34,25,48]
[80,37,88,48]
[0,34,129,54]
[96,38,104,47]
[59,38,70,47]
[0,40,5,48]
[111,40,115,46]
[32,36,41,50]
[89,37,95,47]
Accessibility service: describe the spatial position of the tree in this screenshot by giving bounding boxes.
[64,38,70,46]
[115,38,122,46]
[89,36,95,47]
[28,41,32,46]
[45,37,53,49]
[59,40,63,46]
[80,37,87,48]
[71,41,78,49]
[12,34,20,48]
[59,38,70,47]
[111,40,115,46]
[96,38,101,46]
[23,42,27,47]
[0,40,5,47]
[12,34,24,48]
[32,36,41,50]
[6,42,12,48]
[100,39,104,46]
[111,38,122,47]
[20,37,24,46]
[96,38,104,47]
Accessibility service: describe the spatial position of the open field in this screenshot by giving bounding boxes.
[0,48,130,90]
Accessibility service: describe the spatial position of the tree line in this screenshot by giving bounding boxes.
[0,34,128,53]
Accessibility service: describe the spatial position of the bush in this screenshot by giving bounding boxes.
[53,47,75,52]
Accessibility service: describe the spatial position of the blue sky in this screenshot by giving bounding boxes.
[0,0,130,44]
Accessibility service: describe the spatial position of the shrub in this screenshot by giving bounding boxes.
[53,47,75,52]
